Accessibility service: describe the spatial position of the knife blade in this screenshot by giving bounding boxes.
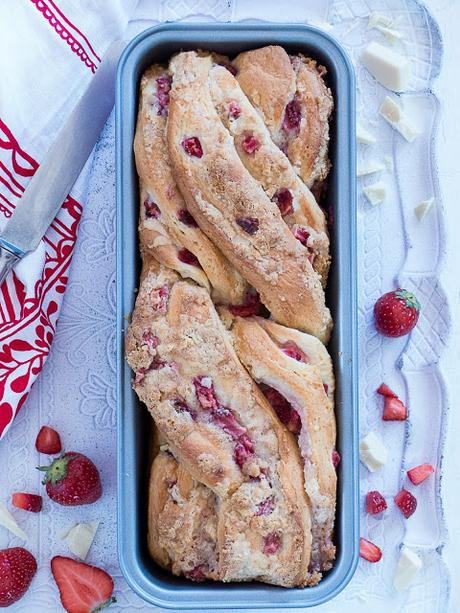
[0,38,125,284]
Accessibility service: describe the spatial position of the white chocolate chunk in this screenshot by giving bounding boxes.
[0,501,27,541]
[415,197,435,220]
[359,431,388,471]
[393,547,422,592]
[357,160,385,177]
[357,123,376,145]
[375,24,403,44]
[368,12,393,28]
[63,521,99,560]
[361,42,410,92]
[379,97,421,142]
[363,181,387,205]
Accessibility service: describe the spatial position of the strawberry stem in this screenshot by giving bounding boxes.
[36,454,77,485]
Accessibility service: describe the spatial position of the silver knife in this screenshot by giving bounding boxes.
[0,39,125,285]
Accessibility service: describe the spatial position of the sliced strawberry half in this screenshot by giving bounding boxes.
[383,397,407,421]
[394,489,417,518]
[407,463,434,485]
[12,493,42,513]
[376,383,397,398]
[359,537,382,563]
[51,556,116,613]
[365,490,387,515]
[35,426,62,454]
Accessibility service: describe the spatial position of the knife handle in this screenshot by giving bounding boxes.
[0,240,23,286]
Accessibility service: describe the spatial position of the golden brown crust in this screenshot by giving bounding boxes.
[230,316,337,575]
[289,55,334,188]
[148,450,220,580]
[233,46,295,138]
[134,64,248,305]
[234,47,333,188]
[126,261,314,586]
[209,64,330,285]
[167,51,332,342]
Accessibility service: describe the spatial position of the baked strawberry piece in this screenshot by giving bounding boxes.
[332,450,341,469]
[365,490,387,515]
[12,493,42,513]
[359,538,382,563]
[51,556,115,613]
[0,547,37,607]
[181,137,203,158]
[282,99,302,135]
[35,425,62,454]
[241,135,260,154]
[394,489,417,518]
[407,463,434,485]
[374,289,420,337]
[275,189,293,216]
[38,451,102,506]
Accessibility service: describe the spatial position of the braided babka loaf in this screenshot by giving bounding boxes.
[127,46,337,588]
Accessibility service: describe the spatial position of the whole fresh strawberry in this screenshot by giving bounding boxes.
[37,452,102,506]
[374,288,420,337]
[0,547,37,607]
[51,556,116,613]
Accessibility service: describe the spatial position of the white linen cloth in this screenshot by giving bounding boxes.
[0,0,453,611]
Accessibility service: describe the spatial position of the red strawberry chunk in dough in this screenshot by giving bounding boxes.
[383,396,407,421]
[193,376,218,410]
[173,398,197,421]
[212,407,247,439]
[151,284,169,313]
[283,99,302,134]
[377,383,398,398]
[407,463,434,485]
[134,368,146,385]
[233,434,255,468]
[332,449,341,469]
[228,101,241,119]
[263,533,281,555]
[281,340,306,362]
[12,493,42,513]
[142,330,158,351]
[177,208,198,227]
[182,137,203,158]
[156,75,171,113]
[394,489,417,518]
[359,538,382,563]
[263,386,301,435]
[228,290,261,317]
[275,189,294,216]
[256,496,275,516]
[242,135,260,154]
[186,564,208,582]
[177,248,200,266]
[293,227,310,245]
[144,197,161,219]
[236,217,259,235]
[365,490,387,514]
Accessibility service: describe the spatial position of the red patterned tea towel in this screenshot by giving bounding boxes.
[0,0,138,438]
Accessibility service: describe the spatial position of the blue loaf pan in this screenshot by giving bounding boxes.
[116,22,359,609]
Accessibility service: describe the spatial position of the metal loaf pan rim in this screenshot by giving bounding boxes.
[116,21,359,609]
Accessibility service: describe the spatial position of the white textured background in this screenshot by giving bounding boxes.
[1,0,459,611]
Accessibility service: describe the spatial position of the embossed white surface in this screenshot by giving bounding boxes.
[0,0,457,611]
